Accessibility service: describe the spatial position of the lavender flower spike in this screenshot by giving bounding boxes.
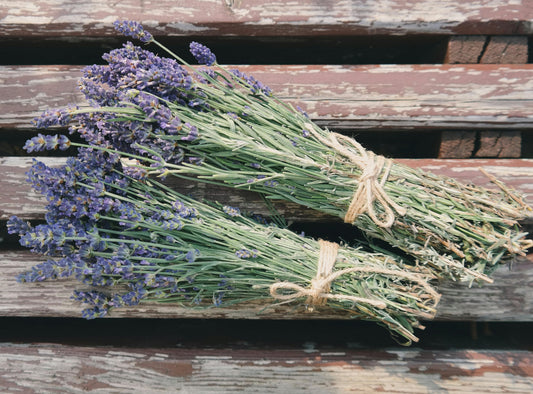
[189,42,217,66]
[113,20,153,43]
[23,134,71,153]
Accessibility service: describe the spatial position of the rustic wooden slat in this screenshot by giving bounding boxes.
[1,344,533,393]
[1,0,532,37]
[2,157,532,221]
[0,251,531,321]
[2,64,533,131]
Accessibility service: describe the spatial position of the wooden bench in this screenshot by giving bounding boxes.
[1,1,533,391]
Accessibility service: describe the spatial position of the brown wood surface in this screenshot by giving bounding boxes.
[1,343,533,393]
[0,250,531,321]
[1,0,532,37]
[2,157,532,221]
[2,64,533,131]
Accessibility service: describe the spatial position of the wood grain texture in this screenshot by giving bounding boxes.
[0,251,531,321]
[2,157,532,222]
[1,0,532,37]
[1,344,533,393]
[2,64,533,131]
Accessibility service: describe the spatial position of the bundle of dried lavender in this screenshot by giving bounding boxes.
[8,144,439,343]
[31,20,530,284]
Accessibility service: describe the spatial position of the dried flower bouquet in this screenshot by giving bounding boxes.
[8,146,439,343]
[31,21,531,284]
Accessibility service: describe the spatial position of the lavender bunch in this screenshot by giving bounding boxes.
[9,139,440,344]
[33,21,531,285]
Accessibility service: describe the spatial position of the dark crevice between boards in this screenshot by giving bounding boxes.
[0,35,448,66]
[0,128,442,159]
[0,317,533,350]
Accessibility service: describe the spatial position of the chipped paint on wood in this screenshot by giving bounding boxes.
[0,0,532,36]
[2,64,533,130]
[0,344,533,392]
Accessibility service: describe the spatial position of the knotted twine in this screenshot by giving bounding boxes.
[269,240,440,313]
[307,125,407,228]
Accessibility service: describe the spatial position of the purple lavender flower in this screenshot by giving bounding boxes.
[6,216,31,236]
[23,134,71,153]
[235,248,258,259]
[185,249,200,263]
[33,107,76,129]
[113,20,153,43]
[16,258,74,283]
[230,69,272,96]
[223,205,241,217]
[189,42,217,66]
[296,106,309,118]
[196,67,217,83]
[181,123,198,142]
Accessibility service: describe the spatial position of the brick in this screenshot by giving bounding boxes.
[445,36,487,63]
[438,131,476,158]
[480,36,528,64]
[474,131,521,157]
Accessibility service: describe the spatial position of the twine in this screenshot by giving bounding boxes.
[270,240,387,310]
[307,126,406,228]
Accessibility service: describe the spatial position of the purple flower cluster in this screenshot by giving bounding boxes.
[23,134,71,153]
[81,42,194,106]
[189,42,217,66]
[223,205,241,217]
[33,107,76,129]
[230,69,272,96]
[7,147,218,318]
[113,20,153,43]
[235,248,258,259]
[13,22,285,318]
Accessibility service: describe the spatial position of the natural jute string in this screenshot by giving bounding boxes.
[307,126,406,228]
[269,240,442,312]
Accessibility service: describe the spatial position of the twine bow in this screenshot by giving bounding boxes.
[307,126,406,228]
[270,240,441,313]
[270,240,388,310]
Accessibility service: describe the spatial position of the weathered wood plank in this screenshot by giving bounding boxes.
[2,64,533,131]
[1,344,533,393]
[0,251,531,321]
[1,0,532,37]
[2,157,532,221]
